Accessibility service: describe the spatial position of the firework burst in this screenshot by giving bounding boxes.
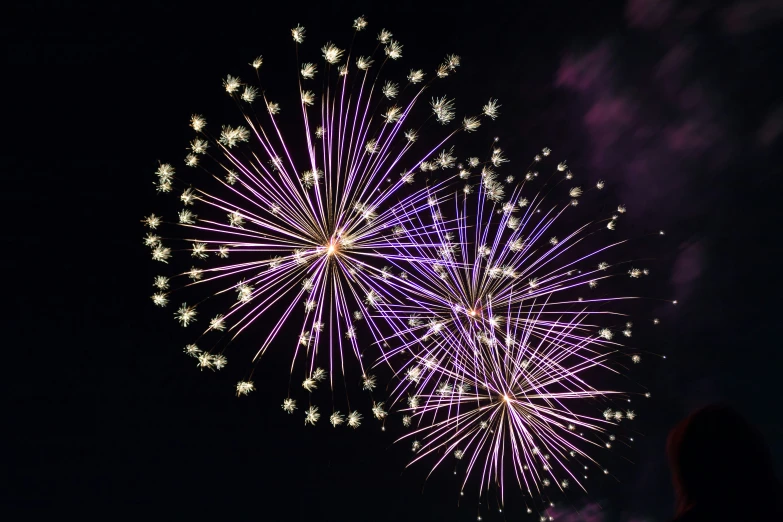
[369,149,660,507]
[143,17,501,409]
[395,304,634,505]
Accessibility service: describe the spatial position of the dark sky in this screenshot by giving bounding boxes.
[5,1,783,520]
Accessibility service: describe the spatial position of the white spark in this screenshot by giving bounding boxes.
[445,54,460,70]
[223,75,242,94]
[304,406,320,425]
[266,101,280,115]
[406,366,422,383]
[296,90,315,107]
[143,233,161,247]
[371,402,387,420]
[190,115,206,132]
[282,398,297,413]
[401,70,424,88]
[362,374,377,391]
[236,381,254,396]
[431,96,456,124]
[184,154,198,167]
[345,326,357,339]
[178,209,196,224]
[356,56,374,70]
[191,242,208,259]
[353,15,368,31]
[365,139,379,154]
[241,85,258,103]
[491,149,508,166]
[219,125,250,148]
[212,354,227,370]
[463,116,481,132]
[197,352,214,370]
[291,25,306,44]
[301,168,323,188]
[151,244,172,263]
[347,411,362,428]
[383,105,402,123]
[209,314,226,331]
[377,29,392,44]
[482,99,500,119]
[382,81,399,99]
[385,39,403,60]
[143,214,161,229]
[190,138,208,154]
[321,43,344,64]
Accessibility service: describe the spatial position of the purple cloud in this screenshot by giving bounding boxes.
[555,41,728,220]
[547,501,605,522]
[555,45,612,93]
[625,0,675,29]
[671,240,705,301]
[547,501,651,522]
[721,0,783,34]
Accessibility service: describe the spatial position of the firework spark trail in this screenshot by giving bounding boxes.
[143,18,505,416]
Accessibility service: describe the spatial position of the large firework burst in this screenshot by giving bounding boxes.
[369,148,662,508]
[142,16,502,413]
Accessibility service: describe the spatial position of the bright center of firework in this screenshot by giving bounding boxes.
[465,303,484,319]
[325,237,341,257]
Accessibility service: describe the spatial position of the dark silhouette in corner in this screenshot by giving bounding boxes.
[667,404,783,521]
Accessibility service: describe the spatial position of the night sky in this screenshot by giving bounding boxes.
[5,1,783,520]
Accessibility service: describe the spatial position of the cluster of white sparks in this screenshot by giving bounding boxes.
[143,15,667,513]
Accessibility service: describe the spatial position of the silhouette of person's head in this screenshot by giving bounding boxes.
[667,403,782,520]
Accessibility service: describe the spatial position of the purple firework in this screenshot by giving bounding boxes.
[141,17,503,417]
[369,148,661,507]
